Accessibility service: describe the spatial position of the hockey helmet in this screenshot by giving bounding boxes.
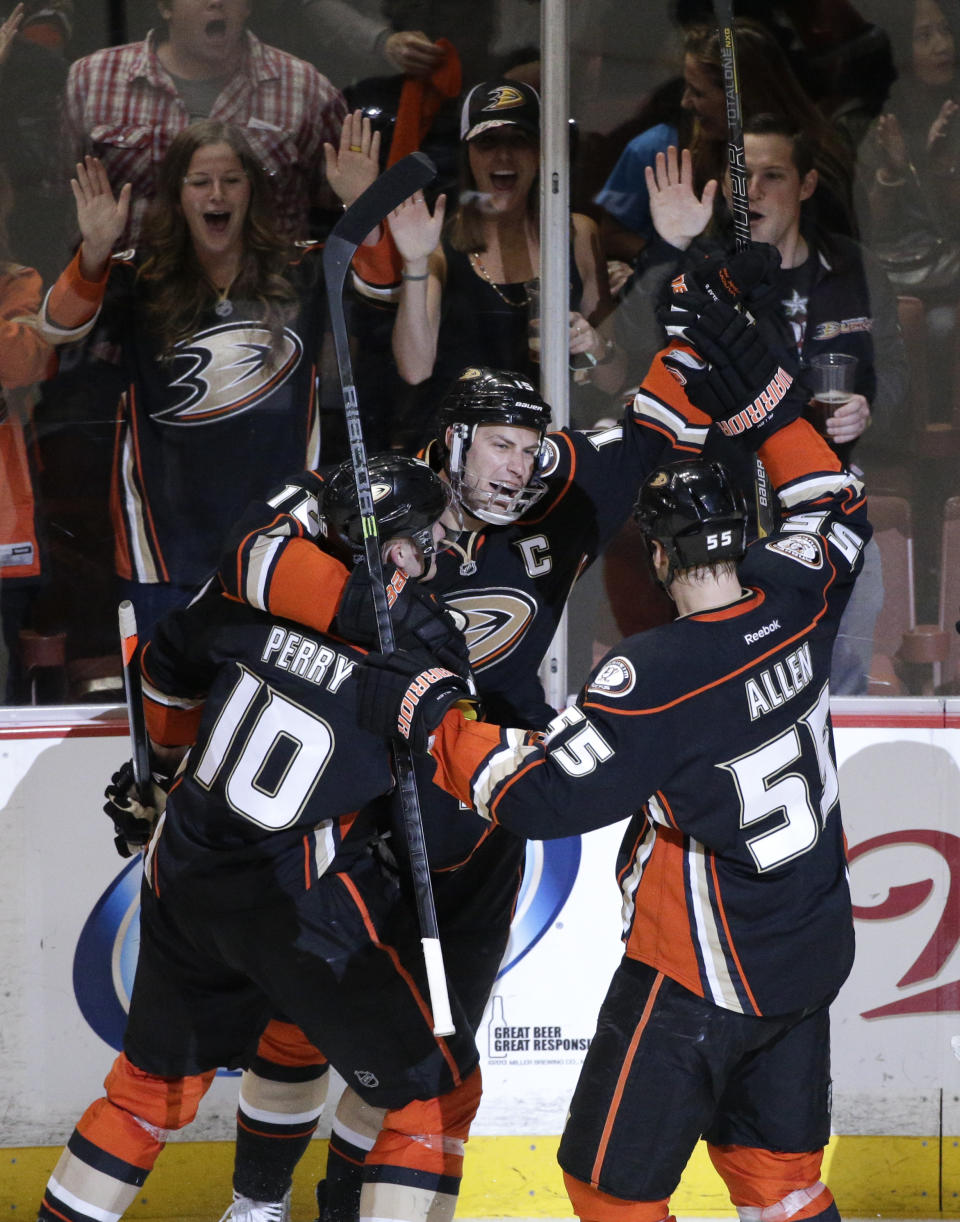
[634,460,747,580]
[436,366,553,524]
[324,454,450,558]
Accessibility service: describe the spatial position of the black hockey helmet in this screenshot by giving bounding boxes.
[436,366,553,524]
[324,454,450,558]
[634,459,747,580]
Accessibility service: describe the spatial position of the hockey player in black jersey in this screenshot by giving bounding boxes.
[38,456,481,1222]
[356,305,868,1222]
[216,357,716,1220]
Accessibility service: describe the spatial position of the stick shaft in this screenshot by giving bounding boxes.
[118,600,151,803]
[713,0,775,536]
[323,155,455,1037]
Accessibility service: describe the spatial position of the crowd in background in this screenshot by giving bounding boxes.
[1,0,959,704]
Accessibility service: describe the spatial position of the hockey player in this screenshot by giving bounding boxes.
[39,455,482,1222]
[216,354,717,1219]
[354,307,869,1222]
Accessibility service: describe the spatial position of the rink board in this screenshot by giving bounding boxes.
[3,698,960,1215]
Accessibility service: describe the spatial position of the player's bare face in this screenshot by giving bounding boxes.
[913,0,956,86]
[179,143,251,271]
[740,134,815,257]
[463,424,540,502]
[680,55,726,140]
[467,130,538,216]
[159,0,251,76]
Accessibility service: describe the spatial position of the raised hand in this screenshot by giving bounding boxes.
[324,108,381,209]
[645,145,717,251]
[387,191,447,268]
[0,3,24,69]
[928,98,960,161]
[872,113,909,177]
[71,156,132,278]
[382,29,445,79]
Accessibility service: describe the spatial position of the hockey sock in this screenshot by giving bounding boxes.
[232,1020,328,1201]
[38,1055,214,1222]
[319,1086,387,1221]
[359,1067,482,1222]
[563,1171,672,1222]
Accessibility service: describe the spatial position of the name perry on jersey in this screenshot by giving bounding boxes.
[745,641,813,721]
[262,626,355,692]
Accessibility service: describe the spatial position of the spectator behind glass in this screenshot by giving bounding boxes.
[0,157,57,702]
[36,116,379,644]
[594,54,708,271]
[62,0,348,246]
[374,79,625,435]
[862,0,960,415]
[0,2,70,280]
[628,116,905,693]
[680,20,855,237]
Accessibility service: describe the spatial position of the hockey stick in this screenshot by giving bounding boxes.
[118,600,152,805]
[713,0,775,536]
[324,152,455,1037]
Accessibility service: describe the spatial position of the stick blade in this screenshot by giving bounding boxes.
[328,151,437,250]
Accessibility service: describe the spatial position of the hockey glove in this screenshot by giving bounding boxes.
[355,648,479,753]
[103,759,169,858]
[663,302,804,451]
[657,243,782,341]
[335,562,472,679]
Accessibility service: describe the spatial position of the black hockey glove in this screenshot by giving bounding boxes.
[335,562,471,678]
[657,243,782,341]
[355,648,479,753]
[103,759,170,858]
[663,302,804,451]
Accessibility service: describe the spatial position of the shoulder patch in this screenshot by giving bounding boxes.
[539,435,561,477]
[765,533,823,568]
[587,655,637,698]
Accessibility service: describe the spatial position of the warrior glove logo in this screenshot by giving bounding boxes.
[718,366,793,438]
[398,667,456,740]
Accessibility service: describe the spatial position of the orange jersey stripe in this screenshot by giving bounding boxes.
[590,971,665,1185]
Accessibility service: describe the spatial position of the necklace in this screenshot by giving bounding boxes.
[469,251,532,308]
[206,274,236,318]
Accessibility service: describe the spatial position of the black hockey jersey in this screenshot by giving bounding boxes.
[41,245,325,585]
[428,418,870,1014]
[217,350,712,868]
[141,586,392,909]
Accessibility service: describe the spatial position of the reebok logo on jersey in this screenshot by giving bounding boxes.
[587,656,637,698]
[718,366,793,438]
[743,619,781,645]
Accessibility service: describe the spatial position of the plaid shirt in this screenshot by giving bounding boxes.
[64,29,346,243]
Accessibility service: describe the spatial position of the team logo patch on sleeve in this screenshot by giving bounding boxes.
[765,534,823,568]
[587,656,637,697]
[539,436,561,477]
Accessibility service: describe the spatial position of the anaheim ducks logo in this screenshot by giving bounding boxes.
[482,85,527,113]
[371,482,392,503]
[442,587,537,671]
[153,323,303,426]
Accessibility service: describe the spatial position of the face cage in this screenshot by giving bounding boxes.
[447,422,549,524]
